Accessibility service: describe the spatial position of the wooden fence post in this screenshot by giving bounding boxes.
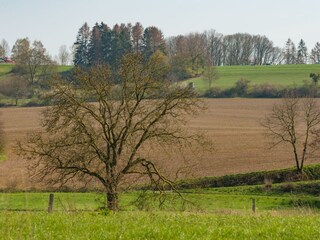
[252,198,256,213]
[48,193,54,213]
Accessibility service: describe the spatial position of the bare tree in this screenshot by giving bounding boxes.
[262,95,320,173]
[0,112,5,156]
[252,35,274,65]
[205,30,224,66]
[310,42,320,64]
[203,57,219,89]
[18,53,204,211]
[12,38,54,84]
[132,22,144,53]
[0,75,28,105]
[57,45,70,65]
[283,38,297,64]
[185,33,206,74]
[0,39,10,57]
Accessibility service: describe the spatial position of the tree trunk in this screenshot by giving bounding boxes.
[106,185,118,211]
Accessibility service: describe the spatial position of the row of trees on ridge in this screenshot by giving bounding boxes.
[73,22,320,81]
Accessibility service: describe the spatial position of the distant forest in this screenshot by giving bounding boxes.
[73,22,320,80]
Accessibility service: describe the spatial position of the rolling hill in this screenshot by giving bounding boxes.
[185,64,320,93]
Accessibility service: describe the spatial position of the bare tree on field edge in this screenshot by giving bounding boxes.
[262,94,320,174]
[18,53,208,211]
[0,112,5,157]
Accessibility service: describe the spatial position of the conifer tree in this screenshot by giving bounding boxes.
[73,23,91,66]
[297,39,308,64]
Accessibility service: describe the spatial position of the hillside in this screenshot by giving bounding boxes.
[0,64,73,79]
[0,64,14,78]
[186,64,320,93]
[1,63,320,91]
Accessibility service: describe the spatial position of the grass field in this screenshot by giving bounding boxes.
[2,211,320,240]
[0,64,14,78]
[0,64,72,79]
[2,186,318,212]
[1,190,320,239]
[186,64,320,93]
[1,182,320,239]
[1,63,320,91]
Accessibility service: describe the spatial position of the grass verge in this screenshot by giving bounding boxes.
[1,211,320,239]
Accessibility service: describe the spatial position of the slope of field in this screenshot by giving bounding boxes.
[1,99,320,190]
[187,64,320,92]
[0,64,73,80]
[0,64,14,78]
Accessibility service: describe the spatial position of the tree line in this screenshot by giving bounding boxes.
[1,22,320,105]
[72,22,320,81]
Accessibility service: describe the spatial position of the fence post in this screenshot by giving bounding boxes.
[48,193,54,213]
[252,198,256,213]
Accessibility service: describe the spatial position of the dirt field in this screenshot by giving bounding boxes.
[1,99,319,190]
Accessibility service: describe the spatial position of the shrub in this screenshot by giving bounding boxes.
[234,78,250,97]
[249,83,282,98]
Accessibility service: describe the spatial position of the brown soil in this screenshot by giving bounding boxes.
[1,99,318,190]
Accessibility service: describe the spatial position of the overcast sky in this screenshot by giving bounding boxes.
[1,0,319,57]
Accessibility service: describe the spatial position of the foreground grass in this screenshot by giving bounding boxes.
[187,64,320,92]
[1,189,320,239]
[1,211,320,239]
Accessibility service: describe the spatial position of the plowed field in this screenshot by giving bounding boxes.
[1,99,319,190]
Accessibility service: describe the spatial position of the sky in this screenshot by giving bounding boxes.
[1,0,319,57]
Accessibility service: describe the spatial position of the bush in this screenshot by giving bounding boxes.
[249,83,282,98]
[22,99,49,107]
[202,87,224,98]
[234,78,250,97]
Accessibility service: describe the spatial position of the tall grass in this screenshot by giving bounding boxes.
[1,211,320,239]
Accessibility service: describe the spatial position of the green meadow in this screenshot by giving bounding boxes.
[0,64,72,79]
[2,211,320,240]
[0,64,14,78]
[1,188,320,240]
[1,163,320,240]
[186,64,320,93]
[2,181,320,212]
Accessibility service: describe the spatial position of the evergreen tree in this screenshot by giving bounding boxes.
[73,23,91,66]
[310,42,320,64]
[109,24,122,66]
[118,24,132,56]
[142,26,166,59]
[284,38,296,64]
[88,23,104,65]
[297,39,308,64]
[132,22,144,53]
[101,25,112,65]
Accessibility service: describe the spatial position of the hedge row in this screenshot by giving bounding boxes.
[201,81,319,98]
[175,164,320,189]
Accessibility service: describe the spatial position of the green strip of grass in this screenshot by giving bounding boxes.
[1,190,319,212]
[186,64,320,93]
[0,154,7,162]
[1,211,320,239]
[0,64,14,77]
